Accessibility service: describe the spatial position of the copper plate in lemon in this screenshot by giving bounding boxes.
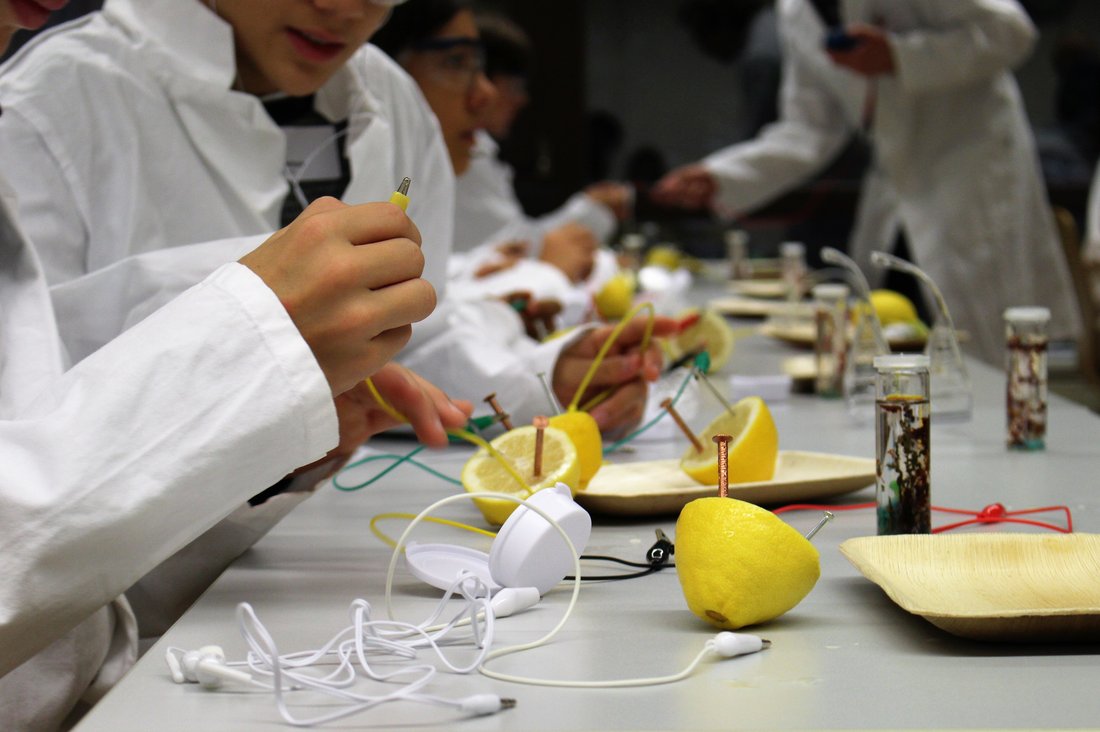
[676,497,820,629]
[461,425,580,526]
[680,396,778,485]
[548,410,602,488]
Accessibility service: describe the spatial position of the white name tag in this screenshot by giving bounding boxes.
[284,125,342,182]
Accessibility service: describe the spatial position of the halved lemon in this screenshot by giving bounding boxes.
[673,308,735,372]
[679,396,778,486]
[461,425,581,526]
[548,409,602,488]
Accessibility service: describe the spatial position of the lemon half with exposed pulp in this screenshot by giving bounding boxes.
[461,425,580,526]
[680,396,778,485]
[672,308,735,372]
[675,497,820,629]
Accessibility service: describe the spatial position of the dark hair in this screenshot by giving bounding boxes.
[372,0,472,59]
[476,11,533,79]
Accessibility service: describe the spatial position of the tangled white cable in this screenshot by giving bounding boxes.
[166,488,770,727]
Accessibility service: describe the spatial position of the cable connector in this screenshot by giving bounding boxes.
[712,631,770,658]
[646,528,674,567]
[458,694,516,715]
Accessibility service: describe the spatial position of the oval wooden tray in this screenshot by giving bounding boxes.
[577,451,874,517]
[840,534,1100,642]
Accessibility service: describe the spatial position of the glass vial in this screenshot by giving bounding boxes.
[874,354,931,535]
[725,229,752,280]
[812,283,849,397]
[619,232,645,273]
[1004,306,1050,450]
[779,241,807,300]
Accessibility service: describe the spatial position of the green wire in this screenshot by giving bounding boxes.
[334,351,710,491]
[333,446,462,491]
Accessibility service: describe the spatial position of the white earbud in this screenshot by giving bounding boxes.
[712,632,770,658]
[167,645,256,689]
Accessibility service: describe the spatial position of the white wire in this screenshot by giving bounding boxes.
[284,127,350,211]
[180,491,742,726]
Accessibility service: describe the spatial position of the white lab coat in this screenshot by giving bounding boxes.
[0,0,578,424]
[703,0,1080,363]
[0,178,336,729]
[454,130,617,254]
[449,130,620,325]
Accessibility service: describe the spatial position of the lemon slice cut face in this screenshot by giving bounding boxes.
[548,409,602,488]
[674,308,735,372]
[679,396,778,486]
[461,425,580,526]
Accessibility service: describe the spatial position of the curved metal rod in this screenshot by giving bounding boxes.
[820,247,889,354]
[869,250,958,334]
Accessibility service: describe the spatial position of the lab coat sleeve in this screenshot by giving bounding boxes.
[49,235,265,364]
[0,262,336,677]
[702,39,851,218]
[125,458,335,638]
[533,192,618,246]
[889,0,1036,94]
[398,296,589,426]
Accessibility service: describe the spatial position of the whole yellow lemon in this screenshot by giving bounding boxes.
[593,272,636,320]
[675,497,820,629]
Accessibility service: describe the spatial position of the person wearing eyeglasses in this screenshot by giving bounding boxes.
[450,12,632,291]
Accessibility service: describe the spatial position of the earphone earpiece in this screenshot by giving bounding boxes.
[167,645,256,690]
[489,587,541,617]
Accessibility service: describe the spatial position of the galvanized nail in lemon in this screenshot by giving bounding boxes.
[483,392,513,431]
[661,397,704,453]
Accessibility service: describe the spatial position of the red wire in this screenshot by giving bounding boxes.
[773,502,1073,534]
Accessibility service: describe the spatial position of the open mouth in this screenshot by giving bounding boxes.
[286,27,347,63]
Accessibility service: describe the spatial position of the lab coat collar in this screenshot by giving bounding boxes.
[103,0,237,90]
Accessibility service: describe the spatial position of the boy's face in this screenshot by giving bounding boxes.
[213,0,392,96]
[0,0,68,51]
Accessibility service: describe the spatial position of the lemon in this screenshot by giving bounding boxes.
[870,289,919,325]
[645,244,682,270]
[675,497,820,629]
[461,425,581,526]
[593,272,636,320]
[548,409,602,488]
[679,396,778,486]
[673,308,735,372]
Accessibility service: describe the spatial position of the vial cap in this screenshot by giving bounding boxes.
[1003,306,1050,323]
[811,283,850,301]
[873,354,930,370]
[780,241,805,257]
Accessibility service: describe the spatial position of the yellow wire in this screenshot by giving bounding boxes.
[567,301,656,412]
[369,512,496,549]
[362,378,533,494]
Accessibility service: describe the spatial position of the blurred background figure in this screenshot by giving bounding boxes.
[652,0,1080,364]
[449,9,631,300]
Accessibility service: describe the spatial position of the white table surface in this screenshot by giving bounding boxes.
[75,297,1100,731]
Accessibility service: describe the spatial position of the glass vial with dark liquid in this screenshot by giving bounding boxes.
[812,283,849,398]
[1004,307,1049,450]
[874,354,931,535]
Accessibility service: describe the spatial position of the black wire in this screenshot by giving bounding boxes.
[564,554,676,582]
